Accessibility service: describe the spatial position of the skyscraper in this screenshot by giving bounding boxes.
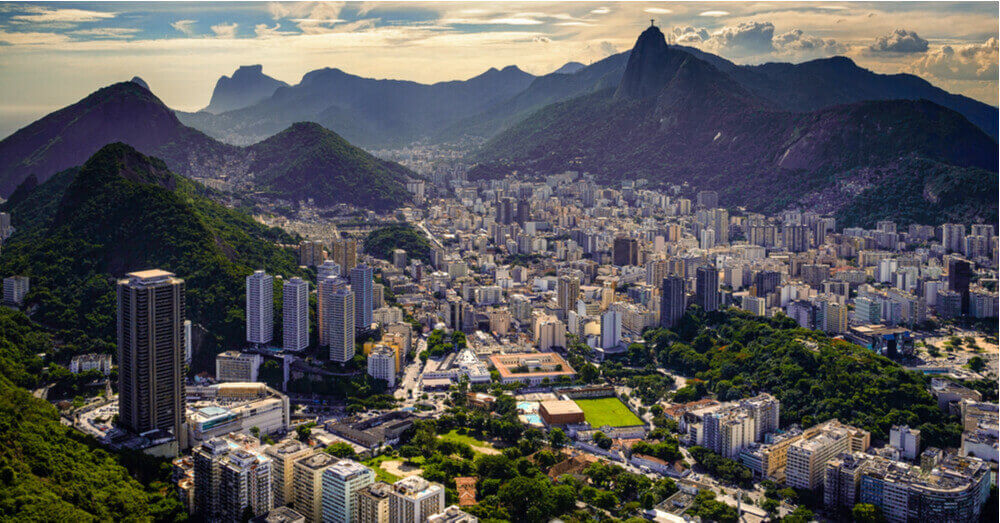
[350,264,374,331]
[600,309,622,350]
[613,237,639,266]
[332,239,358,271]
[246,270,273,346]
[783,225,809,253]
[711,208,730,244]
[299,240,325,267]
[660,276,686,329]
[948,258,972,315]
[754,270,781,297]
[696,266,719,312]
[319,277,355,362]
[389,477,446,523]
[556,275,580,315]
[282,277,309,352]
[117,270,186,445]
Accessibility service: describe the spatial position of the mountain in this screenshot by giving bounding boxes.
[129,76,149,90]
[0,83,417,210]
[245,122,416,210]
[723,56,998,138]
[204,64,289,114]
[0,143,303,366]
[474,25,998,226]
[0,81,234,197]
[552,62,586,75]
[437,52,629,141]
[177,65,537,147]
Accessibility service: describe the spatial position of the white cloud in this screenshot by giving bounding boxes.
[708,21,776,55]
[645,8,673,15]
[910,38,998,80]
[868,29,928,53]
[774,29,846,56]
[590,7,611,15]
[9,6,116,25]
[70,27,141,40]
[254,23,295,39]
[700,11,730,17]
[170,20,197,36]
[210,23,238,39]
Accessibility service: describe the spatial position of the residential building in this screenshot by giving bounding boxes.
[2,275,29,305]
[265,440,314,508]
[350,264,374,331]
[660,275,686,328]
[216,351,263,382]
[246,270,274,346]
[117,270,186,446]
[695,266,718,312]
[293,452,337,522]
[367,346,396,387]
[357,481,392,523]
[283,278,309,352]
[889,425,921,461]
[389,477,445,523]
[321,459,375,523]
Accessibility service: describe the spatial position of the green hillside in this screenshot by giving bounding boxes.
[0,308,185,521]
[0,143,304,369]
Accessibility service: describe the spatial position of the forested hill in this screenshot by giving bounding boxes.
[0,143,304,370]
[0,307,185,520]
[640,308,963,447]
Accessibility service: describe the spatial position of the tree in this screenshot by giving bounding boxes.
[852,503,886,523]
[967,355,986,372]
[296,424,312,442]
[324,442,357,459]
[549,427,569,449]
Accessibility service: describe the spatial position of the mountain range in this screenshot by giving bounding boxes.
[0,82,417,210]
[177,64,536,147]
[204,64,289,114]
[473,25,998,227]
[175,44,997,149]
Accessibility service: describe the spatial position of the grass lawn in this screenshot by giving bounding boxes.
[574,397,643,428]
[364,454,425,483]
[439,429,494,450]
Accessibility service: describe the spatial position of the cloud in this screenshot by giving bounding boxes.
[170,20,197,36]
[69,27,141,40]
[210,23,238,39]
[268,2,347,34]
[708,21,776,55]
[773,29,845,55]
[254,23,295,39]
[910,38,998,80]
[699,11,730,17]
[670,23,844,60]
[645,8,673,15]
[8,6,116,25]
[868,29,928,53]
[590,7,610,15]
[671,26,710,45]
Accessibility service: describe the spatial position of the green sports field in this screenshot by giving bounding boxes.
[574,397,643,428]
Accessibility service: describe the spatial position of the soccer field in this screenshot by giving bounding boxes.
[574,397,643,428]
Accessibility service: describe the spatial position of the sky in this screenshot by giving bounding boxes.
[0,1,997,137]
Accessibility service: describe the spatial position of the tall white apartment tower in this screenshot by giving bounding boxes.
[246,270,274,345]
[319,276,355,362]
[389,477,446,523]
[350,264,374,331]
[321,459,375,523]
[282,277,309,352]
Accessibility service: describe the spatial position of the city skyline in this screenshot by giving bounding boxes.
[0,1,998,137]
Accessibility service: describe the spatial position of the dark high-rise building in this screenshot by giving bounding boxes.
[660,276,687,328]
[498,197,515,225]
[117,269,186,446]
[696,266,719,312]
[783,225,809,253]
[754,270,781,297]
[516,198,530,225]
[613,237,639,267]
[350,264,374,331]
[948,259,972,315]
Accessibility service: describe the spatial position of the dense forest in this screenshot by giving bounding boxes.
[637,308,963,447]
[0,144,304,371]
[0,308,185,521]
[364,223,433,265]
